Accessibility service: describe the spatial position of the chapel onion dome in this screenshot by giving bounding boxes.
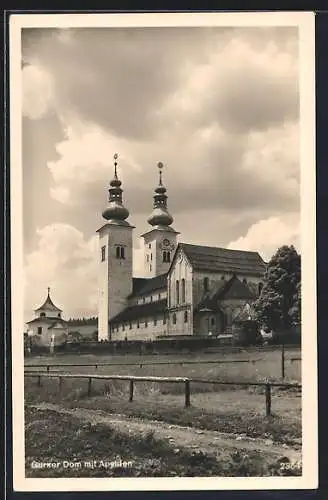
[147,161,174,227]
[102,153,130,222]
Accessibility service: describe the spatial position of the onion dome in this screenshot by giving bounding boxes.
[102,153,130,223]
[147,162,174,227]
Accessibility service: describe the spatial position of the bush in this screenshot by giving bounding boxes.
[232,320,262,347]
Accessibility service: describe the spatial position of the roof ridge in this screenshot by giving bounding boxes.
[180,242,261,256]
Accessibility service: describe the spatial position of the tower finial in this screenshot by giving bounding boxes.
[102,152,130,223]
[113,153,118,179]
[47,286,50,295]
[157,161,163,186]
[147,161,174,228]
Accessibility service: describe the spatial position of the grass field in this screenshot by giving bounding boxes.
[24,346,301,447]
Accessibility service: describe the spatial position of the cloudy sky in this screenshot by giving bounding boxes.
[21,25,300,321]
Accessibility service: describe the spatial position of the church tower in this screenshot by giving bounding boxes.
[141,162,179,277]
[97,154,134,341]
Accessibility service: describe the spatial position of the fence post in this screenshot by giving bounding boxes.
[129,379,134,402]
[37,375,41,387]
[281,344,285,379]
[87,377,92,397]
[265,384,271,416]
[185,380,191,408]
[58,376,62,394]
[47,365,50,373]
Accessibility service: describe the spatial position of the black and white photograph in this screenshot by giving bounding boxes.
[10,11,317,491]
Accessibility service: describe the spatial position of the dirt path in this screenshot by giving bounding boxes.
[29,402,301,463]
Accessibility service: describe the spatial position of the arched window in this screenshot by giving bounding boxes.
[163,313,167,325]
[37,327,42,334]
[163,251,171,263]
[116,246,125,259]
[176,280,180,304]
[173,313,177,325]
[154,316,157,326]
[181,279,186,303]
[145,319,148,328]
[40,312,45,317]
[204,277,209,292]
[184,311,188,323]
[57,313,61,318]
[211,317,215,327]
[258,282,263,296]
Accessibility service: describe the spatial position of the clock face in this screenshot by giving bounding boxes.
[163,238,170,247]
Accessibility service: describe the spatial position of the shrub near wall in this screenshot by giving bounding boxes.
[269,327,301,347]
[232,320,262,347]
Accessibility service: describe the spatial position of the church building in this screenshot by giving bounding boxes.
[97,155,266,342]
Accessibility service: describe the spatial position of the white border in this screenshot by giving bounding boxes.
[10,11,317,492]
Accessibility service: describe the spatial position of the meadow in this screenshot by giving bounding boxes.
[24,346,302,446]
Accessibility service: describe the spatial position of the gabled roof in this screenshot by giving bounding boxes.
[129,273,168,298]
[221,276,256,300]
[176,243,265,275]
[34,289,63,312]
[109,298,167,324]
[195,276,256,312]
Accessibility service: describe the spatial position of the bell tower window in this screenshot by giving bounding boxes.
[163,251,171,263]
[40,312,46,317]
[204,277,209,292]
[116,246,125,259]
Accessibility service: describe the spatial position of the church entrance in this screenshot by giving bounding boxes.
[196,308,225,336]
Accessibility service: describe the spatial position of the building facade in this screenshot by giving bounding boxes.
[97,156,266,342]
[26,288,68,347]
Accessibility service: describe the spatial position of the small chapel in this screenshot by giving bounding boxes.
[97,155,266,342]
[26,287,68,346]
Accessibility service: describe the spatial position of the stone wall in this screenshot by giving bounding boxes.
[110,315,167,341]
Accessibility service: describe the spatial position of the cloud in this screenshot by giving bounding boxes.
[24,223,145,320]
[21,26,299,222]
[22,26,298,139]
[45,115,299,220]
[22,63,54,119]
[227,215,300,261]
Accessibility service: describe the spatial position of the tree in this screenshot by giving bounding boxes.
[254,245,301,331]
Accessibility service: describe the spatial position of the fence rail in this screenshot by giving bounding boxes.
[24,371,301,416]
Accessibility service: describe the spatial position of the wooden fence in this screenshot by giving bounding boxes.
[24,371,301,417]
